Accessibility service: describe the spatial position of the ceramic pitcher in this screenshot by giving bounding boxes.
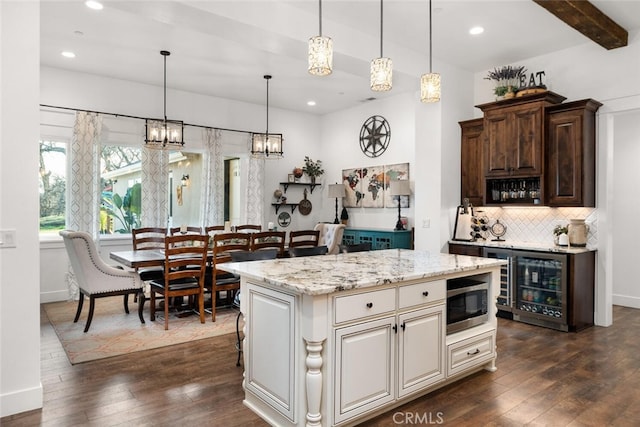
[568,219,588,247]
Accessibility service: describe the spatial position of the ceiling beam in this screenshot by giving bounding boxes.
[533,0,628,50]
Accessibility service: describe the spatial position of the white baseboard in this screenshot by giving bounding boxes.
[612,294,640,309]
[40,290,70,304]
[0,383,43,417]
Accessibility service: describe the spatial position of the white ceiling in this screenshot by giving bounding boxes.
[41,0,640,115]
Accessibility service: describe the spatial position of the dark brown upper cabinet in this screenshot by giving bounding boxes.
[477,92,566,178]
[459,118,484,207]
[545,99,602,207]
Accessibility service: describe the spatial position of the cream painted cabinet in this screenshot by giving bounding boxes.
[334,316,396,424]
[398,305,445,397]
[333,282,446,425]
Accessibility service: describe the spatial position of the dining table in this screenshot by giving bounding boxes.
[110,249,167,269]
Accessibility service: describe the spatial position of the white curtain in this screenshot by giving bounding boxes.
[67,111,102,299]
[201,128,224,226]
[246,134,264,225]
[141,146,169,228]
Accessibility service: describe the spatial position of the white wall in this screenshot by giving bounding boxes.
[472,31,640,326]
[0,1,43,417]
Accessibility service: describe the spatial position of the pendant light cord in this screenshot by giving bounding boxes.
[163,54,167,120]
[379,0,384,57]
[429,0,433,73]
[319,0,323,36]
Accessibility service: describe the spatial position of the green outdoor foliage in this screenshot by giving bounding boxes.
[101,183,142,233]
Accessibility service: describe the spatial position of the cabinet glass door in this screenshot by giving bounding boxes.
[482,248,512,312]
[514,253,567,323]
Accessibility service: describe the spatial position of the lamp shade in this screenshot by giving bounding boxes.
[328,183,346,198]
[389,180,411,196]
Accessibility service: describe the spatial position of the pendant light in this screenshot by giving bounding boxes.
[145,50,185,149]
[308,0,333,76]
[371,0,392,92]
[251,75,283,158]
[420,0,441,103]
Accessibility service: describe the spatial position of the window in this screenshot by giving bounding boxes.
[39,140,67,234]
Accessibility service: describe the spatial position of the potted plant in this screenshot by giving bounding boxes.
[301,156,324,184]
[485,65,527,100]
[553,224,569,246]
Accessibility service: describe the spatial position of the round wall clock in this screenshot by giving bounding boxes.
[359,115,390,158]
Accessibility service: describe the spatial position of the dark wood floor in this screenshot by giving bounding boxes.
[2,305,640,426]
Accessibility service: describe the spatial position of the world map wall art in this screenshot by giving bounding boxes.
[342,162,409,209]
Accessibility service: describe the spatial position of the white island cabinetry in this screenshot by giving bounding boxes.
[226,249,505,427]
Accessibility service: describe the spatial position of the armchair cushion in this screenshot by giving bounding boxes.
[313,223,346,255]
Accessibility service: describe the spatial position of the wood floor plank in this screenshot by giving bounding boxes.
[2,305,640,426]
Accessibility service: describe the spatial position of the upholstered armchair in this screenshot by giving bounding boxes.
[313,223,346,255]
[59,230,145,332]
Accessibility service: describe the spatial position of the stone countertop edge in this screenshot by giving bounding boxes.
[448,239,596,254]
[223,249,507,296]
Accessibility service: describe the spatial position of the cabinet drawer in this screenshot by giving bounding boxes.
[447,331,495,377]
[334,288,396,324]
[398,280,446,310]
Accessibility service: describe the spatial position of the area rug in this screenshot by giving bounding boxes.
[43,298,237,365]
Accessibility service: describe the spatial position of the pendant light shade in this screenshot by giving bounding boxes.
[420,0,441,103]
[371,0,392,92]
[252,75,283,158]
[145,50,185,149]
[308,0,333,76]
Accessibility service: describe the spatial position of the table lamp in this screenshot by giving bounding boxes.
[389,180,411,230]
[328,183,346,224]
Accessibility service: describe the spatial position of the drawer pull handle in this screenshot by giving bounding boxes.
[422,291,429,297]
[467,348,480,356]
[366,302,373,309]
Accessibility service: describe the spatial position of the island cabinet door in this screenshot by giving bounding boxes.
[397,304,446,398]
[334,316,396,424]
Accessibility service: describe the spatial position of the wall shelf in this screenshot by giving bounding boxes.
[272,203,298,214]
[279,182,320,194]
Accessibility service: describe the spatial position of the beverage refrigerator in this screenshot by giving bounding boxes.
[482,248,573,332]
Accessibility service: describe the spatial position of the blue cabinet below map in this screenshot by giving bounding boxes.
[342,228,413,250]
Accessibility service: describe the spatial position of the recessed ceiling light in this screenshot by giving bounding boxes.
[469,26,484,35]
[61,51,76,58]
[307,101,317,106]
[85,1,104,10]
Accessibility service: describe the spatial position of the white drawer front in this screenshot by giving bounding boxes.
[447,331,495,377]
[334,288,396,324]
[398,279,446,310]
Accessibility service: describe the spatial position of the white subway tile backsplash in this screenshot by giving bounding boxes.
[471,206,597,247]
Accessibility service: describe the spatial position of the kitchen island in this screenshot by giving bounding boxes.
[223,249,505,427]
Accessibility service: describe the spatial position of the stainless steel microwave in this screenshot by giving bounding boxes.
[446,278,489,334]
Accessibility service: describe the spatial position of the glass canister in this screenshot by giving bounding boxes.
[568,219,588,247]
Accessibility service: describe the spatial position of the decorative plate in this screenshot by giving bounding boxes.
[277,211,291,228]
[359,115,390,158]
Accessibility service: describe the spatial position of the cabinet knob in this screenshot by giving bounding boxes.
[422,291,429,297]
[366,302,373,309]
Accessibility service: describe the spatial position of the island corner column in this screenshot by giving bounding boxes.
[301,293,329,427]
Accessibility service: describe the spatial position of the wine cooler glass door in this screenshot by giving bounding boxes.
[514,252,568,329]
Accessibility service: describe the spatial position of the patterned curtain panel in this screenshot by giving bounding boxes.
[141,146,169,228]
[201,128,224,227]
[246,134,264,225]
[67,111,102,299]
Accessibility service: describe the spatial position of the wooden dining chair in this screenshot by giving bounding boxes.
[169,226,202,235]
[288,245,328,257]
[206,232,251,321]
[250,230,286,257]
[288,229,320,248]
[236,224,262,232]
[148,234,208,330]
[131,227,167,301]
[204,225,225,235]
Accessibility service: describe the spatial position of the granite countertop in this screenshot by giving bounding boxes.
[223,249,506,296]
[448,239,596,254]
